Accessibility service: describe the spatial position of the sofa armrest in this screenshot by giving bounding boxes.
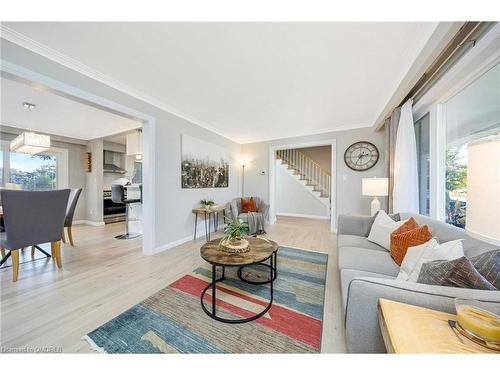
[337,214,374,237]
[259,202,269,219]
[225,202,235,220]
[345,277,500,353]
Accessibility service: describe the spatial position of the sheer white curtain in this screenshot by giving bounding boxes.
[392,99,419,213]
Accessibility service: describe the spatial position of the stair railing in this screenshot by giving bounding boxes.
[276,149,331,198]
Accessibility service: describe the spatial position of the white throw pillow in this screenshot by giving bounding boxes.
[367,210,405,251]
[397,238,464,282]
[397,239,436,281]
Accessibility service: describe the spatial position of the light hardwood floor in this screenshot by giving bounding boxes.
[0,216,345,353]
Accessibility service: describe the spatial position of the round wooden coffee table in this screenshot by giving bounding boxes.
[200,236,279,324]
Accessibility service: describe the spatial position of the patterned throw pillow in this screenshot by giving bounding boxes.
[390,221,432,266]
[470,250,500,289]
[241,197,257,213]
[417,256,497,290]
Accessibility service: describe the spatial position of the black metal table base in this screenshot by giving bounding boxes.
[0,245,50,267]
[200,254,275,324]
[193,210,225,242]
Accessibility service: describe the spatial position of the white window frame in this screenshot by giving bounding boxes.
[413,30,500,222]
[0,140,68,189]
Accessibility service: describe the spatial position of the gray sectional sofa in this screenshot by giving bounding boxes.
[337,213,500,353]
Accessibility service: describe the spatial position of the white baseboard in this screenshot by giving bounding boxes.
[153,228,223,255]
[73,220,106,226]
[276,212,330,220]
[153,235,192,255]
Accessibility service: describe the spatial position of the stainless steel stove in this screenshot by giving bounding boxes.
[103,190,126,223]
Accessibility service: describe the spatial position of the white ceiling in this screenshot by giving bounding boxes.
[0,77,141,140]
[2,22,439,143]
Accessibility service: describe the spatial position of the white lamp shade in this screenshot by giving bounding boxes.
[466,138,500,244]
[10,132,51,154]
[126,130,143,155]
[362,177,389,197]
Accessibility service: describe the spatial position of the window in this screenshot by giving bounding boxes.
[9,152,57,190]
[0,140,68,190]
[443,63,500,231]
[414,113,430,215]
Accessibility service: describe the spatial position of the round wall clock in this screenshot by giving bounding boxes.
[344,141,379,171]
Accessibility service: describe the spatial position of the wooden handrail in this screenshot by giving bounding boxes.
[277,149,331,176]
[276,149,331,198]
[294,150,331,176]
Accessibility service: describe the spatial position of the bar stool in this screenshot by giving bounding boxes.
[112,184,141,240]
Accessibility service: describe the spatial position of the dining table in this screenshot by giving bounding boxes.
[0,205,52,267]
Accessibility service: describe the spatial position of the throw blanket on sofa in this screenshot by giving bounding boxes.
[247,212,265,234]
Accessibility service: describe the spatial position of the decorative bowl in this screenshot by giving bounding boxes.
[455,298,500,349]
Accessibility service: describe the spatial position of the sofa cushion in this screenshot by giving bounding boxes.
[338,235,387,252]
[338,246,400,277]
[340,268,395,310]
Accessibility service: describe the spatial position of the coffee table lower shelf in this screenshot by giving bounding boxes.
[200,254,276,324]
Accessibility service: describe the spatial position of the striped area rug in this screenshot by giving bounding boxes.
[84,246,328,353]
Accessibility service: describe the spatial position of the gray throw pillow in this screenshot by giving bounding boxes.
[470,250,500,289]
[417,256,497,291]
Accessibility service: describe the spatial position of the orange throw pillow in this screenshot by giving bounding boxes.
[392,217,419,238]
[241,197,257,213]
[390,220,432,266]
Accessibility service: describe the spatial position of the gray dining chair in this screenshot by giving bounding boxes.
[0,189,70,282]
[61,188,82,247]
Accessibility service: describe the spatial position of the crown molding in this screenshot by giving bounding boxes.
[239,123,372,144]
[0,24,237,142]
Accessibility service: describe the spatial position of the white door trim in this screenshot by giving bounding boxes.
[0,60,157,255]
[269,139,337,232]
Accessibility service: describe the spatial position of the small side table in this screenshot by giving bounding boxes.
[378,298,498,353]
[192,205,225,241]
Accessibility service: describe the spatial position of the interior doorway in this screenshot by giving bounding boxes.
[1,62,156,254]
[269,139,337,232]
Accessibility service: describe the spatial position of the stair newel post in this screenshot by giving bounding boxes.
[300,152,303,176]
[321,170,323,196]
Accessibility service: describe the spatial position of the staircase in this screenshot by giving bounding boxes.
[276,149,331,209]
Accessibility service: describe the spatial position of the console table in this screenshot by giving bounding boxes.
[378,298,497,353]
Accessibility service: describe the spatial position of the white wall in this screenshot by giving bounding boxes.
[276,162,328,218]
[242,126,387,217]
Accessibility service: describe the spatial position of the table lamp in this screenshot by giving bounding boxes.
[362,177,389,216]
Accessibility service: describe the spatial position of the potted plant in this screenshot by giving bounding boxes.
[200,198,215,209]
[219,216,250,253]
